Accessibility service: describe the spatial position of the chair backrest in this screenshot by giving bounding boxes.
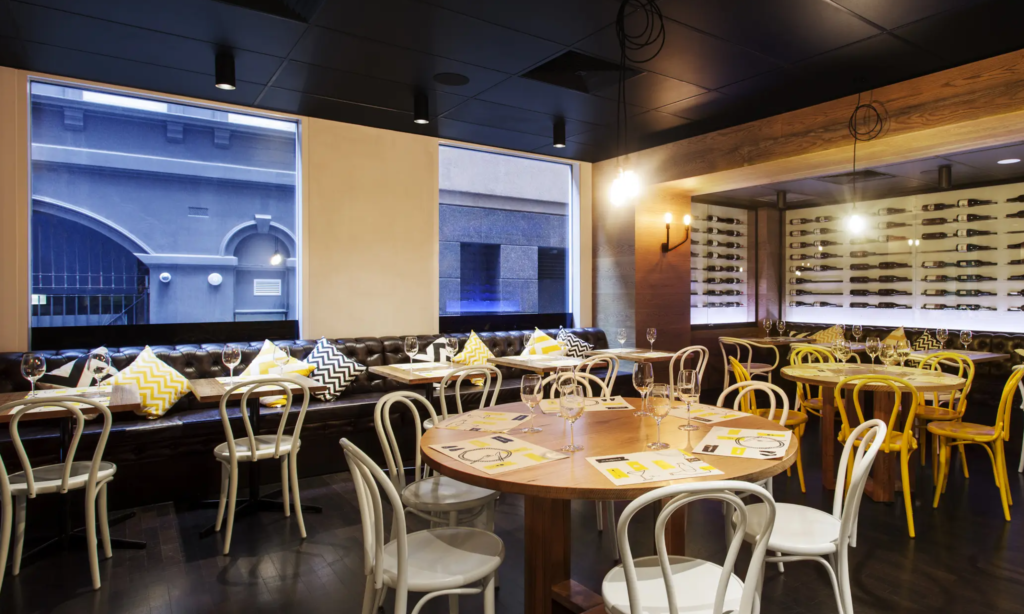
[616,481,775,614]
[218,375,310,461]
[834,375,918,451]
[541,372,609,398]
[439,365,502,419]
[669,345,710,390]
[917,352,975,418]
[719,337,753,368]
[577,353,620,391]
[341,438,414,614]
[0,395,113,497]
[373,391,439,492]
[790,345,834,408]
[994,367,1024,441]
[717,380,789,425]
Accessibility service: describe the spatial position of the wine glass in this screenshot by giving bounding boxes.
[21,353,46,397]
[404,336,419,364]
[852,325,863,343]
[936,328,949,348]
[518,374,543,434]
[222,345,241,382]
[555,365,576,395]
[89,351,111,384]
[835,340,852,364]
[446,338,460,363]
[273,344,290,372]
[896,339,911,368]
[960,330,973,350]
[616,328,628,348]
[632,362,654,417]
[762,318,773,338]
[837,324,846,338]
[880,344,897,367]
[646,328,657,352]
[865,337,880,365]
[677,369,701,432]
[647,384,671,450]
[777,320,786,336]
[559,386,585,452]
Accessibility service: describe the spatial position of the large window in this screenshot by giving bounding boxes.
[439,146,572,318]
[28,82,300,330]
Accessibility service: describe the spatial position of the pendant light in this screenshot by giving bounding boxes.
[215,52,236,91]
[270,238,283,265]
[413,92,430,124]
[553,119,566,148]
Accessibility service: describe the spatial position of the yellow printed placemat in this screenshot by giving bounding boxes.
[669,403,747,424]
[436,411,533,433]
[429,434,568,475]
[695,426,792,459]
[539,395,633,414]
[587,449,722,486]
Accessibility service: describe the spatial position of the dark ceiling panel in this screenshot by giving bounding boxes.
[894,0,1024,67]
[660,0,881,64]
[419,0,622,46]
[312,0,563,74]
[11,3,284,84]
[476,77,644,125]
[19,0,308,57]
[440,99,597,138]
[437,118,550,151]
[628,109,692,134]
[18,40,264,105]
[0,36,22,68]
[575,13,780,89]
[289,26,506,97]
[945,142,1024,172]
[593,71,706,110]
[258,87,422,133]
[532,141,601,162]
[873,158,997,186]
[658,91,734,121]
[0,1,18,38]
[831,0,988,30]
[794,34,945,95]
[272,61,467,115]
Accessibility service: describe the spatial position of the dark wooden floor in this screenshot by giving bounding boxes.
[3,417,1024,614]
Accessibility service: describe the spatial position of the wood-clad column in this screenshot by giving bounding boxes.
[756,206,781,323]
[592,159,636,347]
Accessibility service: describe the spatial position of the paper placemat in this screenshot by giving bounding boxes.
[436,411,533,433]
[15,387,112,413]
[216,377,306,394]
[669,403,747,424]
[695,427,792,459]
[587,449,722,485]
[539,395,633,414]
[635,351,675,358]
[430,434,569,475]
[537,358,583,367]
[390,361,450,370]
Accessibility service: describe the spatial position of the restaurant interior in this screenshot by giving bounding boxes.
[2,1,1024,613]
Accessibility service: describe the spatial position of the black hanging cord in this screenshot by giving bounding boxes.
[615,0,665,162]
[847,93,887,206]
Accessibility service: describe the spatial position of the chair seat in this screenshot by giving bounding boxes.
[739,502,838,556]
[839,429,914,450]
[602,555,747,614]
[381,527,504,592]
[927,421,996,441]
[759,411,808,428]
[802,398,823,410]
[9,461,116,495]
[402,475,498,513]
[728,362,772,374]
[214,435,298,460]
[916,405,958,421]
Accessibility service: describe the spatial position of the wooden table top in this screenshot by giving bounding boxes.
[908,348,1010,364]
[368,362,466,386]
[487,355,583,374]
[191,375,327,404]
[421,398,797,501]
[0,384,142,423]
[781,363,965,393]
[739,336,803,346]
[582,348,676,363]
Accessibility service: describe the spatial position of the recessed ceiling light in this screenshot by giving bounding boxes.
[413,92,429,125]
[215,52,236,91]
[998,158,1021,165]
[433,72,470,87]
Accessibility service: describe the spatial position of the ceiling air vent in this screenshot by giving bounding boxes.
[522,50,643,94]
[815,170,894,185]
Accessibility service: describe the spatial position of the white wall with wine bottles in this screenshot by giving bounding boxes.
[691,203,755,325]
[784,181,1024,332]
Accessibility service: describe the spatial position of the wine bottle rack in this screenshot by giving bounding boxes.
[784,182,1024,332]
[691,203,754,325]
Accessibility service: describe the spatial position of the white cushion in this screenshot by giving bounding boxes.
[739,502,839,556]
[381,527,504,592]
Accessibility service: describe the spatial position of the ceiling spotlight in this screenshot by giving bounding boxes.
[215,52,236,91]
[553,118,566,148]
[998,158,1021,165]
[413,92,429,125]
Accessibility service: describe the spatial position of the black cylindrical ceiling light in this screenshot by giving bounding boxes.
[553,118,566,148]
[413,92,429,124]
[215,52,236,90]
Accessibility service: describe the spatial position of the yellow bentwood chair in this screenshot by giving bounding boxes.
[789,345,835,418]
[913,353,974,477]
[729,358,807,492]
[834,375,920,538]
[929,367,1024,522]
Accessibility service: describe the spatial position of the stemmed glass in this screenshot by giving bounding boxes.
[762,318,773,338]
[446,338,460,364]
[834,340,852,364]
[647,384,671,450]
[555,366,576,395]
[632,362,654,417]
[852,325,863,343]
[559,386,585,453]
[960,330,973,350]
[518,374,543,434]
[89,351,111,384]
[777,320,786,336]
[880,344,897,367]
[273,344,290,373]
[865,337,880,365]
[896,339,911,368]
[404,336,419,364]
[936,328,949,348]
[646,328,657,352]
[616,328,628,348]
[222,345,241,382]
[677,369,701,431]
[21,353,46,397]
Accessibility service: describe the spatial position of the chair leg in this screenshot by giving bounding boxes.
[215,461,229,532]
[288,452,307,539]
[223,460,239,555]
[900,449,915,539]
[483,573,496,614]
[959,445,970,479]
[281,456,291,517]
[1019,421,1024,474]
[933,440,949,508]
[994,441,1012,521]
[0,492,11,593]
[361,575,377,614]
[85,484,101,589]
[795,431,806,493]
[932,433,939,486]
[12,495,26,576]
[98,482,112,560]
[919,420,928,467]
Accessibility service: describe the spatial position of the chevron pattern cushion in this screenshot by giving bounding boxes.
[242,339,315,378]
[788,331,811,338]
[883,327,907,346]
[109,346,192,419]
[913,330,942,351]
[521,329,566,357]
[307,338,365,401]
[454,331,494,366]
[557,329,594,358]
[810,325,844,343]
[414,338,448,362]
[38,346,119,389]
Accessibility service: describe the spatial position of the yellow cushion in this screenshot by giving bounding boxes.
[883,327,907,345]
[454,331,494,366]
[109,346,192,419]
[810,325,844,343]
[242,339,314,378]
[521,328,566,357]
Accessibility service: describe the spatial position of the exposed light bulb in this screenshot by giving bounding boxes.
[818,245,823,251]
[847,214,866,234]
[796,271,801,276]
[664,212,672,224]
[270,252,283,265]
[610,168,640,206]
[998,158,1020,165]
[683,214,692,226]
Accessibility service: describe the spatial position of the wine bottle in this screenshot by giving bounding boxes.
[1005,210,1024,218]
[878,235,909,243]
[814,301,841,307]
[878,302,911,309]
[789,289,813,296]
[814,216,834,223]
[850,250,881,258]
[789,301,812,307]
[921,217,950,226]
[706,215,739,224]
[849,276,876,283]
[878,289,911,296]
[954,229,996,238]
[691,251,699,257]
[957,244,996,252]
[957,198,996,207]
[879,275,911,283]
[876,207,908,216]
[850,237,880,245]
[1011,274,1024,281]
[955,214,995,222]
[956,274,996,282]
[708,252,723,260]
[878,221,909,229]
[956,304,997,311]
[849,263,876,271]
[812,252,840,260]
[1009,306,1024,311]
[1007,195,1024,203]
[705,265,726,272]
[790,229,811,237]
[923,303,953,310]
[956,289,996,296]
[922,203,956,212]
[1009,259,1024,265]
[957,260,996,268]
[922,289,954,296]
[850,289,877,296]
[878,262,911,269]
[790,277,841,284]
[788,265,812,272]
[723,242,744,249]
[813,228,837,235]
[813,240,842,247]
[924,274,954,282]
[705,240,722,247]
[790,242,813,249]
[922,232,953,240]
[1008,290,1024,297]
[922,261,952,268]
[850,302,874,309]
[1009,242,1024,249]
[813,265,843,271]
[790,218,812,225]
[722,254,742,261]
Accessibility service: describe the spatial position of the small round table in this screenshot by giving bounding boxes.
[421,397,797,614]
[781,363,965,501]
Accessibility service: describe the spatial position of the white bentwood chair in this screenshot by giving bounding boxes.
[669,345,710,391]
[0,395,117,590]
[541,372,610,399]
[577,353,621,393]
[733,419,886,614]
[426,365,503,430]
[602,481,775,614]
[717,381,791,488]
[719,337,779,390]
[342,438,504,614]
[213,376,311,555]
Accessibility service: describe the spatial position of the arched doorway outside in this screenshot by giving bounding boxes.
[232,233,294,321]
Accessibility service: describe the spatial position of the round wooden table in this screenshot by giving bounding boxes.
[780,363,965,501]
[421,397,797,614]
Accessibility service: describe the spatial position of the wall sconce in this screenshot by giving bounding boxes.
[661,212,692,253]
[907,238,920,247]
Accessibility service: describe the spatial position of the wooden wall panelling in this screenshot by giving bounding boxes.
[593,159,637,348]
[756,207,781,323]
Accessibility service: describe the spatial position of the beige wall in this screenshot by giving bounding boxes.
[0,67,29,352]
